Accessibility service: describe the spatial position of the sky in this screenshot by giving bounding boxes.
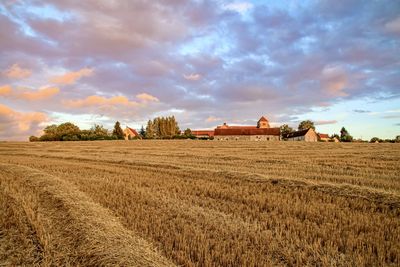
[0,0,399,141]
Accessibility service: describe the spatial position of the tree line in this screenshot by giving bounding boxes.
[29,121,126,142]
[30,117,399,143]
[279,120,354,142]
[29,116,194,142]
[280,120,400,143]
[144,116,180,139]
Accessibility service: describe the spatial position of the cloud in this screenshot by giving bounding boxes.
[0,85,12,96]
[2,64,32,79]
[385,17,400,34]
[0,104,48,140]
[0,85,60,100]
[66,93,160,109]
[353,109,370,113]
[183,73,202,81]
[315,120,338,125]
[224,2,253,14]
[382,114,400,119]
[65,95,138,108]
[395,123,400,126]
[136,93,159,102]
[320,65,349,97]
[18,86,60,100]
[206,116,221,122]
[50,68,94,85]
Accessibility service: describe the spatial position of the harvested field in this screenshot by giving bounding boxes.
[0,141,399,266]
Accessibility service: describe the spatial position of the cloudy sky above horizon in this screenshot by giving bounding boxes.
[1,0,399,140]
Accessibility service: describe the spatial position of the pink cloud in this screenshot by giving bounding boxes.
[0,85,12,96]
[206,116,221,122]
[315,120,338,125]
[385,17,400,34]
[183,73,202,81]
[50,68,94,85]
[136,93,159,102]
[0,85,60,100]
[18,86,60,100]
[65,95,139,108]
[2,64,32,79]
[0,104,48,140]
[321,65,349,97]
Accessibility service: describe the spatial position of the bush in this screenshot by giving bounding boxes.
[29,136,39,142]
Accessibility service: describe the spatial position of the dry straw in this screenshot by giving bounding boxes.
[1,140,399,266]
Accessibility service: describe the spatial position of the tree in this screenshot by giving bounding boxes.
[80,124,109,140]
[331,134,340,139]
[39,123,80,141]
[370,137,381,143]
[112,121,124,140]
[183,128,195,139]
[139,125,146,138]
[42,124,59,141]
[280,124,294,137]
[29,136,39,142]
[146,116,180,139]
[298,120,315,131]
[340,127,353,142]
[57,122,81,141]
[170,116,179,137]
[396,135,400,143]
[184,128,192,136]
[145,120,155,139]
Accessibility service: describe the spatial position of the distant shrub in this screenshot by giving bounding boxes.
[29,136,40,142]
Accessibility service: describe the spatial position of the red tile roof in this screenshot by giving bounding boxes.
[214,127,280,136]
[127,127,139,136]
[318,133,330,139]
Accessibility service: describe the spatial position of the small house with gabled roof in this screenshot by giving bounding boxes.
[283,128,318,142]
[124,127,140,140]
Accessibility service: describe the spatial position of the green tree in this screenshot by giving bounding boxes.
[145,120,155,139]
[298,120,315,131]
[139,125,146,138]
[172,116,180,137]
[57,122,81,141]
[340,127,353,142]
[331,134,340,139]
[184,128,192,136]
[146,116,180,139]
[112,121,124,140]
[370,137,381,143]
[29,136,39,142]
[41,124,59,141]
[280,124,294,137]
[81,124,109,140]
[92,124,108,136]
[183,128,195,139]
[396,135,400,143]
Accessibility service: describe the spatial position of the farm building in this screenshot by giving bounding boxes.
[318,133,340,142]
[214,116,280,141]
[283,128,318,142]
[124,127,140,140]
[318,133,330,141]
[191,130,214,139]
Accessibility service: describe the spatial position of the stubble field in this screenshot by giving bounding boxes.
[0,140,399,266]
